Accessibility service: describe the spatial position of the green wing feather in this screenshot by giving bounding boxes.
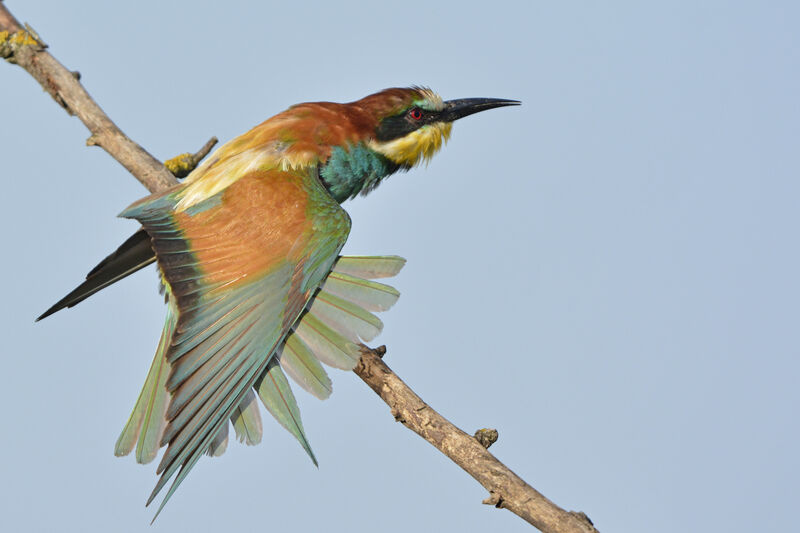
[331,255,406,279]
[292,312,361,370]
[114,297,176,464]
[231,389,263,445]
[307,290,383,342]
[279,333,333,400]
[120,169,350,519]
[320,272,401,312]
[206,420,229,457]
[254,358,316,464]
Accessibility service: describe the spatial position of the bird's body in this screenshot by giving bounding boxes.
[38,87,518,517]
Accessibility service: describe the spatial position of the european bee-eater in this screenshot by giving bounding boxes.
[38,87,519,517]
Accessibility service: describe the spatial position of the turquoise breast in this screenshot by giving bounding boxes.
[319,144,399,203]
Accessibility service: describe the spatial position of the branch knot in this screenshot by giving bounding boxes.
[474,428,499,449]
[482,491,505,508]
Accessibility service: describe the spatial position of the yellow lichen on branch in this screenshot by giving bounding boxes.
[0,30,11,58]
[1,27,42,60]
[164,137,218,179]
[164,153,196,178]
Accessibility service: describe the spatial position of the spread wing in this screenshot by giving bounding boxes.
[114,254,407,465]
[120,168,351,518]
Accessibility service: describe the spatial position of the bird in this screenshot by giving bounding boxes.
[37,87,519,518]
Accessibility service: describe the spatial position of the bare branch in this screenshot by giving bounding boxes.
[356,346,598,533]
[0,3,176,193]
[3,3,598,532]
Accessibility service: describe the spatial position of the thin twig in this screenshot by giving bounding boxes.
[164,137,218,178]
[2,3,598,532]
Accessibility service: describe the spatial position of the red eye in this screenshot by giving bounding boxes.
[409,107,423,120]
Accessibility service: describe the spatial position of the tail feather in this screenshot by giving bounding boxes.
[37,229,155,321]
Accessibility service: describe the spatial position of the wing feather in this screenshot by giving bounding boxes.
[114,254,404,467]
[279,333,332,400]
[230,389,263,445]
[121,168,350,517]
[114,299,176,464]
[332,255,406,279]
[321,272,400,312]
[292,313,361,370]
[255,359,316,463]
[308,290,383,342]
[206,422,229,456]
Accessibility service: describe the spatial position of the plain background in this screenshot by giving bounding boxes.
[2,1,798,532]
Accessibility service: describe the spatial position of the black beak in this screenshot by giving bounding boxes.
[441,97,520,122]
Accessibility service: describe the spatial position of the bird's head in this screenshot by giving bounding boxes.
[316,87,519,201]
[357,87,520,168]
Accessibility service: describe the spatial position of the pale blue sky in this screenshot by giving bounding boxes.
[2,1,798,532]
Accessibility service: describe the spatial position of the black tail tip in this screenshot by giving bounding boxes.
[36,304,62,322]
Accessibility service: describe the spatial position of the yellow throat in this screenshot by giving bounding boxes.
[368,122,452,167]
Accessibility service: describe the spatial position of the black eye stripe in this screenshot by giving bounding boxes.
[376,108,438,142]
